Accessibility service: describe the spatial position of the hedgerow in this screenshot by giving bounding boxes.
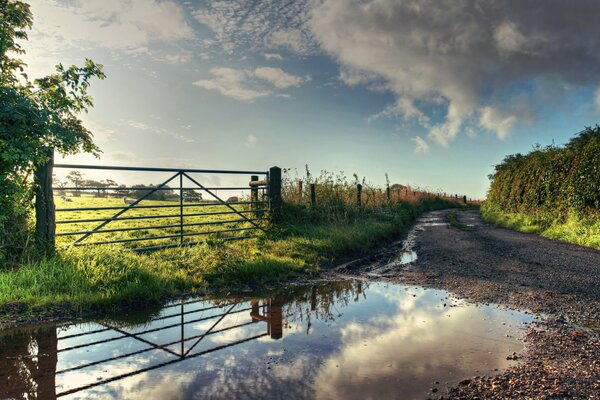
[486,126,600,221]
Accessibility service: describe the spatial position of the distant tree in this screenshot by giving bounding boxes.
[182,189,203,202]
[0,0,105,262]
[52,174,66,196]
[101,179,117,197]
[129,184,175,201]
[66,171,84,196]
[81,179,107,197]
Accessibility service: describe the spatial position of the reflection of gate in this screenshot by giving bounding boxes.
[50,164,281,251]
[48,298,284,397]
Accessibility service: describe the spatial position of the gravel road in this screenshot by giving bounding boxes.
[332,209,600,399]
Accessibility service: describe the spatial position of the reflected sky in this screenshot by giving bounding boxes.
[0,280,533,400]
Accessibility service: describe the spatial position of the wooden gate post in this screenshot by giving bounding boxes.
[35,149,55,255]
[269,167,282,220]
[310,183,316,207]
[250,175,259,206]
[357,184,362,208]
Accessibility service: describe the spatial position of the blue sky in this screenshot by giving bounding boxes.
[23,0,600,197]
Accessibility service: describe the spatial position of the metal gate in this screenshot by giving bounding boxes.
[52,164,275,251]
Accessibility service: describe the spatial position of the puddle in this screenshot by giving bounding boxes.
[0,280,533,400]
[335,211,452,276]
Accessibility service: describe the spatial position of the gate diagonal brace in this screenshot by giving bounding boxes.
[98,323,182,358]
[182,172,265,232]
[73,172,181,244]
[184,303,238,357]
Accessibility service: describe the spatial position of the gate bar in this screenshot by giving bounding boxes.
[54,163,268,175]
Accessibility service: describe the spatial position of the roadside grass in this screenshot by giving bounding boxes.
[447,210,473,231]
[481,202,600,250]
[0,196,460,313]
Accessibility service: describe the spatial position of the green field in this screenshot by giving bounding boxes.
[0,194,460,317]
[54,195,267,250]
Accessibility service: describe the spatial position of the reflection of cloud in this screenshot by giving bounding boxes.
[313,289,525,400]
[209,327,254,344]
[42,283,530,400]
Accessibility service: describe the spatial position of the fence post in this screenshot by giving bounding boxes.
[386,186,391,203]
[463,195,467,204]
[269,166,282,219]
[310,183,316,207]
[34,149,55,254]
[298,180,303,202]
[179,172,183,244]
[357,184,362,208]
[250,175,259,206]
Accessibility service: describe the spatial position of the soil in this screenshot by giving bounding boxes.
[330,209,600,399]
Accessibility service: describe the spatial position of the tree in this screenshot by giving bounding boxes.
[0,0,105,263]
[66,170,84,196]
[182,189,203,202]
[129,184,175,201]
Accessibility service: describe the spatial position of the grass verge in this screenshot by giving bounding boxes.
[481,202,600,250]
[0,199,459,318]
[447,210,473,231]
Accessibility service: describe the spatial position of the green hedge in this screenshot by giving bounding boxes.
[486,126,600,221]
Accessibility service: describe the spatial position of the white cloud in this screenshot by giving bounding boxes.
[369,97,430,127]
[27,0,194,52]
[193,67,270,102]
[192,0,316,55]
[412,136,430,154]
[267,29,312,54]
[308,0,600,146]
[263,53,284,61]
[194,66,309,101]
[111,151,137,162]
[246,134,258,148]
[479,107,518,140]
[254,67,309,89]
[21,0,195,77]
[125,120,194,143]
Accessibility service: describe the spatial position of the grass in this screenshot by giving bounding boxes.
[0,177,464,318]
[481,202,600,250]
[447,210,473,231]
[53,195,265,249]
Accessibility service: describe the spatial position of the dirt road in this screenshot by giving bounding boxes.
[332,209,600,399]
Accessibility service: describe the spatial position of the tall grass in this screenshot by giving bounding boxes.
[0,169,464,315]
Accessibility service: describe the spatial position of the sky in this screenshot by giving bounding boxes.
[21,0,600,198]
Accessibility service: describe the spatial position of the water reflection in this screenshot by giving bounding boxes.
[0,280,532,399]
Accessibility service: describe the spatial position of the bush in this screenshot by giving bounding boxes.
[486,126,600,221]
